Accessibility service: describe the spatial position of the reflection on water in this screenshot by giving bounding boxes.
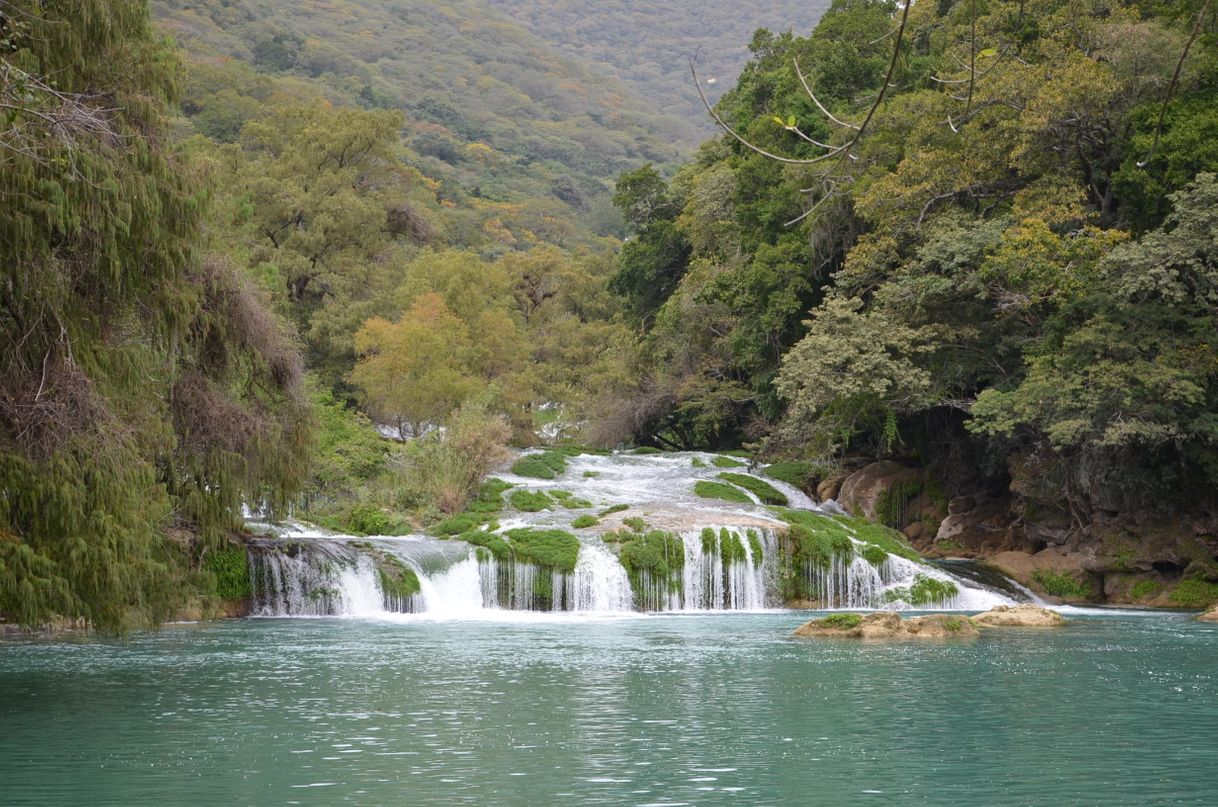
[1,612,1216,805]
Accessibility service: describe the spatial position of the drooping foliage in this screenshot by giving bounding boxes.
[0,1,309,629]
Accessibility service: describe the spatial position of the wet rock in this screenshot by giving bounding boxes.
[970,604,1066,628]
[948,496,975,515]
[816,472,850,502]
[793,611,979,639]
[903,522,926,542]
[836,461,921,520]
[1198,607,1218,623]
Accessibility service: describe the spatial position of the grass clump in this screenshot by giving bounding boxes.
[511,451,568,479]
[630,446,663,455]
[1033,570,1093,599]
[572,515,599,529]
[694,480,752,504]
[820,612,862,630]
[559,496,592,509]
[1129,579,1162,600]
[460,530,511,561]
[762,461,816,491]
[711,455,746,468]
[599,503,629,517]
[508,489,552,512]
[583,471,600,478]
[718,472,788,506]
[861,545,889,566]
[623,516,647,532]
[203,545,252,601]
[833,515,921,562]
[692,457,708,468]
[503,529,580,573]
[324,503,413,536]
[1168,578,1218,608]
[943,616,967,633]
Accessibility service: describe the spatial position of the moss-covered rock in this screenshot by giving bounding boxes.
[508,489,552,512]
[717,473,788,506]
[511,451,568,479]
[503,528,580,573]
[694,480,751,503]
[794,611,979,639]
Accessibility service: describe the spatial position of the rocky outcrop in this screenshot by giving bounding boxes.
[793,611,979,639]
[836,461,921,521]
[1198,607,1218,623]
[970,604,1066,628]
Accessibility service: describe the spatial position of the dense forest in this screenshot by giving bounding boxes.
[3,0,1218,629]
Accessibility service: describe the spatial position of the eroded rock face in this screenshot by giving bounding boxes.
[836,461,921,521]
[970,604,1066,628]
[793,611,979,639]
[1198,607,1218,623]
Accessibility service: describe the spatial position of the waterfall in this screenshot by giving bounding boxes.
[571,542,634,612]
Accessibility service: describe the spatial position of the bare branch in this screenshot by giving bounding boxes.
[793,57,861,130]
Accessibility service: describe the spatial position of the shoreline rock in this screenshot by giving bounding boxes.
[970,603,1066,628]
[1198,607,1218,623]
[793,611,979,639]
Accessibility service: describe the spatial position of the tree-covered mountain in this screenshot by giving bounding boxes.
[484,0,832,127]
[153,0,705,240]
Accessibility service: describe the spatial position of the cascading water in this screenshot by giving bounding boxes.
[246,450,1017,617]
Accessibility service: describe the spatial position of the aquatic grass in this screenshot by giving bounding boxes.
[694,480,752,504]
[691,457,707,468]
[711,455,746,468]
[761,461,816,491]
[508,489,552,512]
[619,530,685,578]
[832,515,921,562]
[466,478,512,513]
[511,451,568,479]
[503,528,580,573]
[884,574,959,606]
[460,530,511,561]
[717,472,788,506]
[598,503,629,517]
[377,557,421,600]
[747,529,764,564]
[861,545,889,566]
[559,497,593,509]
[433,511,496,536]
[572,515,599,529]
[630,446,663,455]
[623,516,647,532]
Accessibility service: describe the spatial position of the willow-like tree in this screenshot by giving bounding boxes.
[0,1,309,630]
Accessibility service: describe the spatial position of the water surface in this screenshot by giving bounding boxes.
[2,612,1215,805]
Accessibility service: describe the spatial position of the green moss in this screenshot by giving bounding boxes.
[619,530,685,578]
[377,558,421,600]
[550,490,573,500]
[694,480,752,503]
[511,451,568,479]
[1033,570,1093,599]
[572,515,599,529]
[554,445,610,457]
[329,503,413,536]
[718,472,788,506]
[203,546,251,601]
[832,515,921,562]
[875,478,923,527]
[747,529,764,564]
[582,471,601,478]
[691,457,708,468]
[630,446,663,455]
[762,461,816,490]
[623,516,647,532]
[460,530,511,561]
[943,616,967,633]
[433,512,491,536]
[503,528,581,573]
[1129,579,1163,600]
[508,489,552,512]
[599,504,629,517]
[786,523,853,568]
[601,529,634,544]
[884,574,959,606]
[1168,578,1218,608]
[861,545,889,566]
[720,528,747,564]
[711,455,746,468]
[559,497,592,509]
[820,612,862,629]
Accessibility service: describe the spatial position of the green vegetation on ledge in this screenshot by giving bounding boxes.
[717,473,788,506]
[694,480,752,504]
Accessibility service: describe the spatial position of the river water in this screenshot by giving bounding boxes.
[2,610,1216,805]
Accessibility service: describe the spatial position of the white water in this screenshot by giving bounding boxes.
[248,450,1018,617]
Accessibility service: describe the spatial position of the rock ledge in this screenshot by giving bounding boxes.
[793,611,979,639]
[970,604,1066,628]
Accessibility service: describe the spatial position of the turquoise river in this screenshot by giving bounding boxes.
[2,610,1217,805]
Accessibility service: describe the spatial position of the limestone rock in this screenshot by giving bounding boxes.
[836,461,920,521]
[1198,607,1218,623]
[793,611,979,639]
[816,472,850,502]
[970,603,1066,628]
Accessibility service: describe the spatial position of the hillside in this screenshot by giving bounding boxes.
[153,0,705,239]
[485,0,832,126]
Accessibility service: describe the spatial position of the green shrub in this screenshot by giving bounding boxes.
[718,472,788,506]
[503,528,580,573]
[1033,570,1093,599]
[694,480,751,503]
[1169,578,1218,608]
[508,489,552,512]
[203,545,251,601]
[1129,579,1162,600]
[572,515,599,529]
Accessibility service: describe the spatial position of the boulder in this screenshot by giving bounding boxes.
[793,611,979,640]
[1198,607,1218,623]
[816,472,850,503]
[836,461,921,520]
[970,604,1066,628]
[948,495,975,515]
